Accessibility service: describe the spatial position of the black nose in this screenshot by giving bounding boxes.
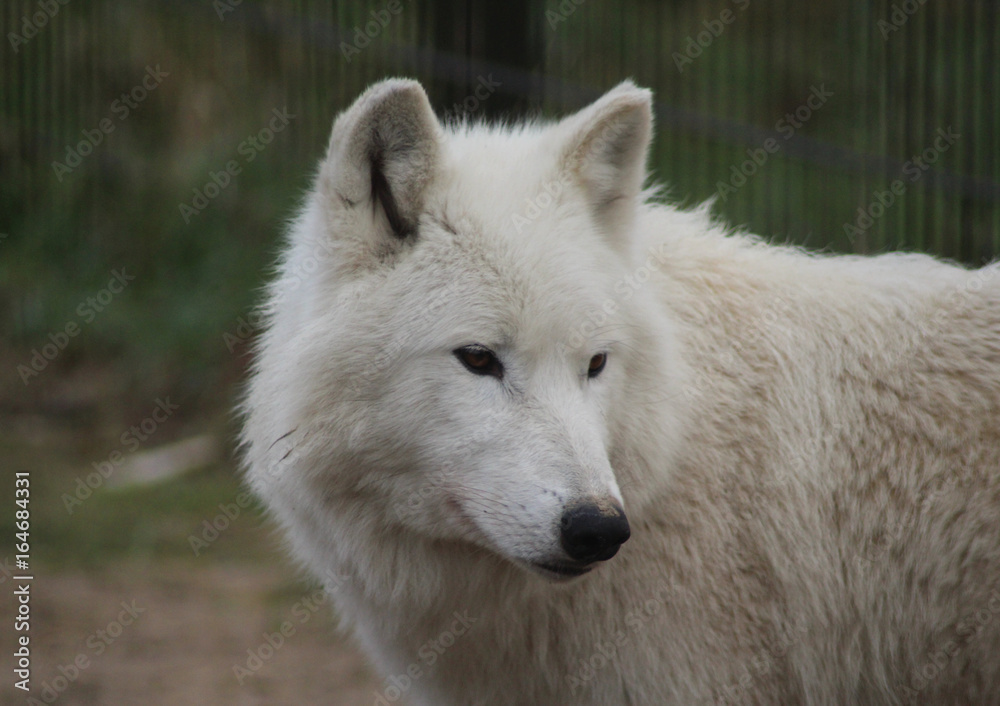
[559,501,631,563]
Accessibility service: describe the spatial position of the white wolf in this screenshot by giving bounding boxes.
[242,78,1000,705]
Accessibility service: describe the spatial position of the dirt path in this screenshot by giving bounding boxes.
[1,561,381,705]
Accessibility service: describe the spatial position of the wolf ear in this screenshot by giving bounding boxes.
[559,81,652,242]
[318,79,440,254]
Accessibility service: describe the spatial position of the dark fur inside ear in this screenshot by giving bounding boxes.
[369,147,412,239]
[320,79,439,257]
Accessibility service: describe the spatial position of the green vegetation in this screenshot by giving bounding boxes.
[2,0,996,403]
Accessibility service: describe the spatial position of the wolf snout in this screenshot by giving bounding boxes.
[559,500,631,564]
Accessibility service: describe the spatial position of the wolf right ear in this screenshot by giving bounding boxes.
[318,79,440,257]
[558,81,653,246]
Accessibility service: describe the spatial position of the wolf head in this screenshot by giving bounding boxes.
[245,79,683,582]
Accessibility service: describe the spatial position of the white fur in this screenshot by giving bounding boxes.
[242,78,1000,705]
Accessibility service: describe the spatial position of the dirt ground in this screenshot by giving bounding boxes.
[0,381,386,706]
[1,561,381,705]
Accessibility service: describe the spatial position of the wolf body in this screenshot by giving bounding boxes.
[243,79,1000,705]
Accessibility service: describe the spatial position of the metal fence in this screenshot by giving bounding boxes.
[2,0,997,357]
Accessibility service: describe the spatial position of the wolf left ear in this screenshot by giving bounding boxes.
[560,81,653,242]
[318,79,440,253]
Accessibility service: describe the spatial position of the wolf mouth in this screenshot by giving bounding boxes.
[531,561,593,578]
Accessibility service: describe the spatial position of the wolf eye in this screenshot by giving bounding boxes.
[588,352,607,378]
[454,346,503,378]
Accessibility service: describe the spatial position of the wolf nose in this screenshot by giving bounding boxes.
[560,501,631,563]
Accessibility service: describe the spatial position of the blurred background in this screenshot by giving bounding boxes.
[1,1,997,703]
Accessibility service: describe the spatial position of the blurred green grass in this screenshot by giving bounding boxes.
[0,419,274,569]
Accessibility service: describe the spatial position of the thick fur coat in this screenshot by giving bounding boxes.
[242,78,1000,705]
